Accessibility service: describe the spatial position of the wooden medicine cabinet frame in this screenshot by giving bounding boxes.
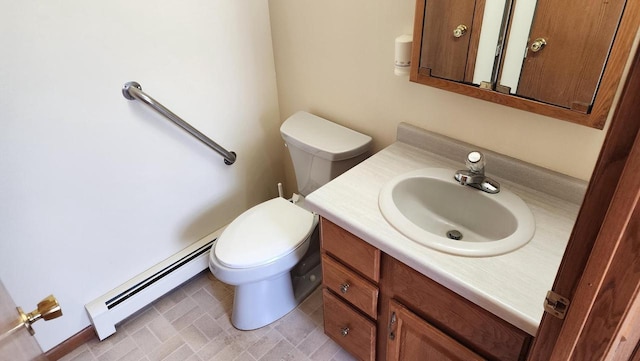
[410,0,640,129]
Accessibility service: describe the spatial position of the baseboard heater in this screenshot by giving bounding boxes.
[85,226,225,340]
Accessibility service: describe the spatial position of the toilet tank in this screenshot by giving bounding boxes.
[280,111,373,196]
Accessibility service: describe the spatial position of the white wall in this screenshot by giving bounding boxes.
[269,0,611,190]
[0,1,283,351]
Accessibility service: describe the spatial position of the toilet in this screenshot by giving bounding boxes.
[208,111,372,330]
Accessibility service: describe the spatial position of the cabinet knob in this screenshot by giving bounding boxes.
[340,283,350,294]
[453,24,468,38]
[340,327,350,337]
[530,38,547,52]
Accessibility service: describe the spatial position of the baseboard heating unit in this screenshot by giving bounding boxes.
[85,226,225,340]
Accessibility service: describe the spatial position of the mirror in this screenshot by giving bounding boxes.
[411,0,640,129]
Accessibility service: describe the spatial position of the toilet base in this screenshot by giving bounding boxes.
[231,272,297,330]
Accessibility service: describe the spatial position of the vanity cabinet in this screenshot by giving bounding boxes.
[319,217,533,361]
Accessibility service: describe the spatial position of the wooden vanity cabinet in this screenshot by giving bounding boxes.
[319,217,533,361]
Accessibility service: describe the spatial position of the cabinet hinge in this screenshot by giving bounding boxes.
[479,81,494,90]
[544,290,571,319]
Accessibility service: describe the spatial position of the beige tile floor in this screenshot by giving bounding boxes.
[59,272,356,361]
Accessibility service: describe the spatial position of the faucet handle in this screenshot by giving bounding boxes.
[466,151,485,173]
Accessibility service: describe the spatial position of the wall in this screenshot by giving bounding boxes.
[268,0,612,192]
[0,1,283,351]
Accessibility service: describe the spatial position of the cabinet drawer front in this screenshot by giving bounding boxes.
[321,218,380,282]
[322,254,379,319]
[323,289,376,361]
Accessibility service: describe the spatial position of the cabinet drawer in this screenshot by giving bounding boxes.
[320,218,380,282]
[323,289,376,361]
[322,254,378,319]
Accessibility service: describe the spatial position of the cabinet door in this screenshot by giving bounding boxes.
[516,0,626,111]
[387,300,486,361]
[420,0,484,82]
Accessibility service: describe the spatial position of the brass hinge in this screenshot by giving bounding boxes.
[495,84,512,94]
[479,81,494,90]
[544,290,571,319]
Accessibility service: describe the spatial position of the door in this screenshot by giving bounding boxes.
[0,280,45,361]
[387,300,486,361]
[420,0,485,82]
[516,0,626,111]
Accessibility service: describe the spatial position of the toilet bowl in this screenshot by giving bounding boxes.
[209,111,372,330]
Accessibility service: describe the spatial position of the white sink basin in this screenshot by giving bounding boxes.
[378,168,535,256]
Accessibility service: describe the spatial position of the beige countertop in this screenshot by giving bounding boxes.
[305,126,583,336]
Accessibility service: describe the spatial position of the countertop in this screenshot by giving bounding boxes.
[304,125,583,336]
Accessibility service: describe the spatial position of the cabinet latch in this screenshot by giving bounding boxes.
[544,290,571,319]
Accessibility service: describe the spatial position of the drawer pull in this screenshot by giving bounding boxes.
[340,283,351,294]
[340,327,350,337]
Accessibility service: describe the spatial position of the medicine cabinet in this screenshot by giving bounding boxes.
[410,0,640,129]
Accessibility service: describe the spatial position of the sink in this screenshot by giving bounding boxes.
[378,168,535,256]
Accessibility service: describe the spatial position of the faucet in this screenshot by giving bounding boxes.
[454,151,500,194]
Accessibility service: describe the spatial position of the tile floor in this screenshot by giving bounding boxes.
[59,272,356,361]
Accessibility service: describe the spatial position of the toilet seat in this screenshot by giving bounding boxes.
[214,197,315,269]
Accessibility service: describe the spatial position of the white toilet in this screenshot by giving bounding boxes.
[208,111,372,330]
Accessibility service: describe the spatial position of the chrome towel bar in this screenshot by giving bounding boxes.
[122,81,237,165]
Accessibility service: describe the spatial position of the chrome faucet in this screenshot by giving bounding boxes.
[454,151,500,194]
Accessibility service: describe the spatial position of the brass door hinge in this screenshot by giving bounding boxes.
[544,290,571,319]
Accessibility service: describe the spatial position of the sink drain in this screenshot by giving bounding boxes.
[446,230,463,240]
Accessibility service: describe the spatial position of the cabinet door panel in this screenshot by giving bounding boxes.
[516,0,626,110]
[382,254,531,361]
[387,300,486,361]
[420,0,480,82]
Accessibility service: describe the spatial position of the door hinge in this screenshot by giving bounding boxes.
[544,290,571,319]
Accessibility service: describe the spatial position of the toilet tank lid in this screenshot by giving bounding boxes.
[280,111,372,161]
